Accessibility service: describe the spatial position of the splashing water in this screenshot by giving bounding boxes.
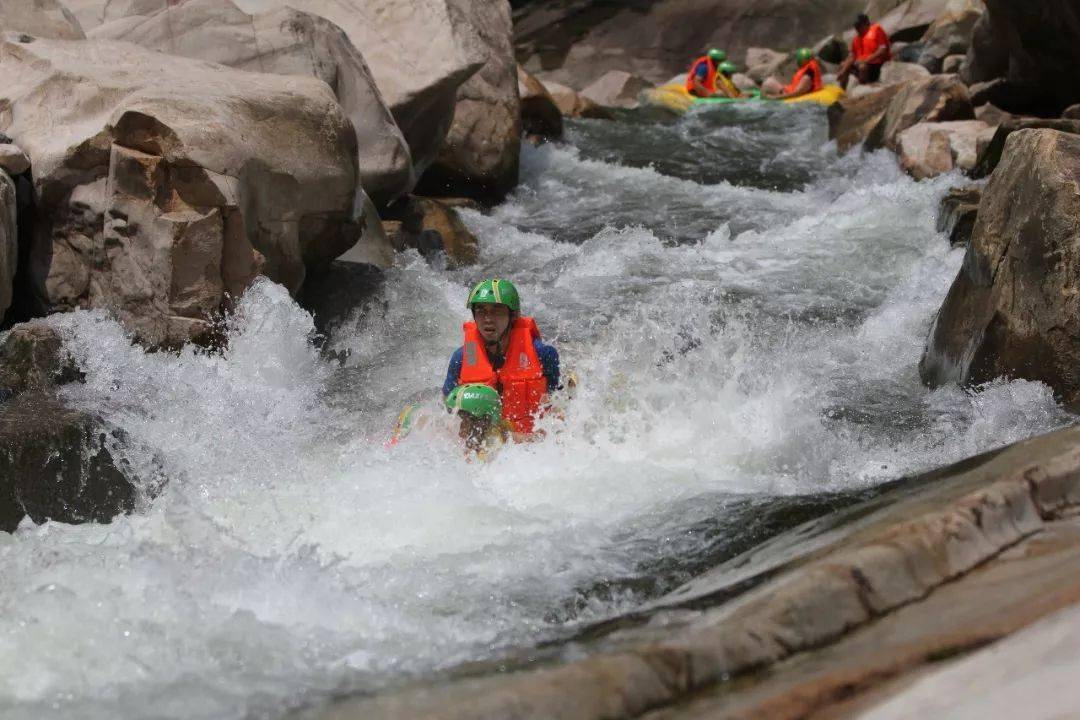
[0,105,1070,720]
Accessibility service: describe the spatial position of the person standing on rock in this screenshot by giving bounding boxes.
[442,279,560,439]
[762,48,824,99]
[686,49,739,98]
[837,13,891,89]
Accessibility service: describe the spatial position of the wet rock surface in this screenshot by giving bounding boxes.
[0,392,137,532]
[921,129,1080,403]
[936,185,981,247]
[518,66,564,140]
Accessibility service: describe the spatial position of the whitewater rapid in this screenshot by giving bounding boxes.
[0,105,1070,720]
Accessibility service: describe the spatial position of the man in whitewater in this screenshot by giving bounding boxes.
[686,48,740,99]
[837,13,891,90]
[762,48,824,99]
[442,278,560,439]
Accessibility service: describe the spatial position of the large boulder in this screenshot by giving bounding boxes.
[0,35,361,346]
[518,66,563,140]
[973,118,1080,177]
[827,82,906,152]
[580,70,650,109]
[920,129,1080,403]
[963,0,1080,114]
[879,60,931,85]
[915,0,982,73]
[90,0,415,207]
[0,171,14,323]
[0,392,140,532]
[0,0,84,39]
[417,0,520,201]
[234,0,486,178]
[865,74,975,151]
[896,120,994,178]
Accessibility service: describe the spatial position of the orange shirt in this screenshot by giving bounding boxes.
[852,24,891,64]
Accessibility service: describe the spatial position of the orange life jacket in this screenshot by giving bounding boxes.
[685,56,718,95]
[458,317,549,434]
[852,24,891,64]
[784,59,824,95]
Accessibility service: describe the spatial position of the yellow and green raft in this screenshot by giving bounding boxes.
[644,83,845,114]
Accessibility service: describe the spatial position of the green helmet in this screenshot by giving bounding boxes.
[707,48,726,62]
[445,383,502,421]
[718,60,737,76]
[796,47,814,65]
[466,278,521,313]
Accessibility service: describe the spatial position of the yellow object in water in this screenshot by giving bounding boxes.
[643,83,844,114]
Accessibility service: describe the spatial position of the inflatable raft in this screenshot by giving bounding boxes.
[644,83,844,114]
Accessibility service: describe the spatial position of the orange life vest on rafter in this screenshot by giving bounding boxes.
[685,56,718,95]
[458,317,549,434]
[784,58,824,95]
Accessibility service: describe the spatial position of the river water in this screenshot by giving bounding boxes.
[0,104,1070,720]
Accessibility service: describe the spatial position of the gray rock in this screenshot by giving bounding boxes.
[579,70,650,109]
[827,83,905,152]
[915,0,982,73]
[941,54,965,74]
[1,35,360,347]
[418,0,521,201]
[0,144,30,176]
[0,0,84,39]
[90,0,415,207]
[972,118,1080,178]
[0,393,139,532]
[0,321,80,399]
[936,185,981,246]
[865,74,976,151]
[518,65,563,140]
[921,129,1080,402]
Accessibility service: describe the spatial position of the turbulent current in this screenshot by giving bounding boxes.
[0,105,1071,719]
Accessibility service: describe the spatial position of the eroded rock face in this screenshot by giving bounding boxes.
[0,35,359,346]
[865,74,975,151]
[518,66,563,140]
[920,129,1080,403]
[0,0,84,39]
[0,392,139,532]
[418,0,520,201]
[234,0,485,178]
[896,120,994,178]
[91,0,415,207]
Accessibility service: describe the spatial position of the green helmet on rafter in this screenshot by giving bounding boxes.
[445,383,503,421]
[718,60,737,76]
[466,278,521,313]
[796,47,815,65]
[707,48,727,63]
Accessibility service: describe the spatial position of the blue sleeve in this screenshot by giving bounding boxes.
[534,340,560,392]
[443,347,464,396]
[695,63,709,79]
